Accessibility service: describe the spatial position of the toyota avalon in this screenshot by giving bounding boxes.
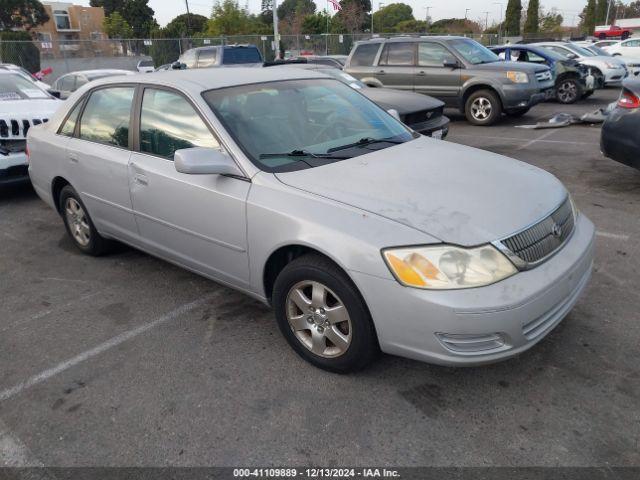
[27,68,595,372]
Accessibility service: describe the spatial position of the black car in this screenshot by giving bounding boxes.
[490,44,595,104]
[601,79,640,170]
[267,61,449,138]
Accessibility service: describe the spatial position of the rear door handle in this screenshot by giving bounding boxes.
[134,173,148,186]
[417,71,427,76]
[68,152,79,163]
[377,70,386,75]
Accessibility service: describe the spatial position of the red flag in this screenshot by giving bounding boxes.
[328,0,341,11]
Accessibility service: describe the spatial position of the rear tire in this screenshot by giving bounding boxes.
[272,254,379,373]
[59,185,112,256]
[465,89,502,126]
[556,78,582,104]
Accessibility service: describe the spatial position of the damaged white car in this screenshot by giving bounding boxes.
[0,71,61,187]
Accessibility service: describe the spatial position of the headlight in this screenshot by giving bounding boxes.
[383,244,517,290]
[605,62,620,69]
[506,71,529,83]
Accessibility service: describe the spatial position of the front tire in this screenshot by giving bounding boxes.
[272,254,379,373]
[465,89,502,126]
[556,78,582,104]
[59,185,112,256]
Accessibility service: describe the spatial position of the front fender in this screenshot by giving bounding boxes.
[460,78,506,110]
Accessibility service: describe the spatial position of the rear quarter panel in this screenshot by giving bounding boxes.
[27,126,71,210]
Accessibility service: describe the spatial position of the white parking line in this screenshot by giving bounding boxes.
[0,297,209,403]
[452,133,600,147]
[0,419,43,467]
[596,231,630,241]
[515,130,558,151]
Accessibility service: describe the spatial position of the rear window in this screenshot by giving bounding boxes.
[139,60,154,67]
[198,48,217,67]
[222,47,262,65]
[350,43,381,66]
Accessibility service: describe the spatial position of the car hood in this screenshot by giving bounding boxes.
[360,88,444,115]
[0,98,60,117]
[474,61,548,73]
[275,137,567,246]
[581,55,625,67]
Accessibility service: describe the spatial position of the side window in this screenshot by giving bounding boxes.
[418,43,455,67]
[625,40,640,47]
[527,52,547,63]
[58,75,75,92]
[75,76,88,89]
[379,42,415,66]
[197,49,216,68]
[350,43,381,66]
[79,87,135,148]
[58,100,83,137]
[139,89,219,160]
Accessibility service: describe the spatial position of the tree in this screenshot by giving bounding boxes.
[582,0,597,34]
[206,0,268,35]
[524,0,539,34]
[0,0,49,31]
[393,19,428,32]
[539,7,563,33]
[120,0,156,37]
[90,0,125,17]
[504,0,522,36]
[164,13,209,37]
[596,0,608,24]
[430,18,482,34]
[372,3,413,32]
[302,12,331,34]
[277,0,316,23]
[333,0,369,33]
[103,11,134,38]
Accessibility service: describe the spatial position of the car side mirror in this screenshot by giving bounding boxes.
[174,148,243,176]
[49,90,62,99]
[443,59,460,69]
[387,109,401,120]
[566,53,578,59]
[171,61,186,70]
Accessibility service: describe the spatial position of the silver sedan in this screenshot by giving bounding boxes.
[27,68,595,372]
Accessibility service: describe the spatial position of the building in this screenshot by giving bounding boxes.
[614,18,640,37]
[32,2,109,58]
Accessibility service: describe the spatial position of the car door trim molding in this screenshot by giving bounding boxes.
[132,208,247,253]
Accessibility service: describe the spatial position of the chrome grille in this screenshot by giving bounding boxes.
[0,118,48,139]
[535,70,552,82]
[500,197,575,265]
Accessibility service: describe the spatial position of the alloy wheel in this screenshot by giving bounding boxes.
[470,97,492,121]
[285,280,352,358]
[65,198,91,247]
[557,81,577,103]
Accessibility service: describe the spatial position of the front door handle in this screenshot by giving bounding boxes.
[134,173,148,186]
[377,69,386,75]
[68,152,79,163]
[417,71,427,76]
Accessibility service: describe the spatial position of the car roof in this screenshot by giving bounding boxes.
[86,67,331,96]
[62,69,134,77]
[357,35,468,44]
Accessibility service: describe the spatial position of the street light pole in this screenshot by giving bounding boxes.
[425,6,431,23]
[273,0,280,59]
[465,8,470,19]
[184,0,192,38]
[483,11,490,30]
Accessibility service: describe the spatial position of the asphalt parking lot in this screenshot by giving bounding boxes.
[1,87,639,468]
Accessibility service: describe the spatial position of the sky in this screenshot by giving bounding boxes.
[74,0,593,28]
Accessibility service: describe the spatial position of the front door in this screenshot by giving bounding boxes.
[414,42,461,105]
[128,87,251,287]
[375,42,416,91]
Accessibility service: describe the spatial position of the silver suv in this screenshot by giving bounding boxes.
[345,36,555,125]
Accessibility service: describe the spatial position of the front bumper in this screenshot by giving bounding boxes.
[502,80,555,111]
[603,67,628,85]
[0,152,29,186]
[409,115,450,139]
[351,213,595,366]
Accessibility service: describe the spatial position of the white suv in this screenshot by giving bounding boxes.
[0,71,61,187]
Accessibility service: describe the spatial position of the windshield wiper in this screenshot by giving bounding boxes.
[327,137,405,153]
[259,149,350,160]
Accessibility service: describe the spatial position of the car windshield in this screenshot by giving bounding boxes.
[0,73,49,100]
[139,60,154,67]
[203,79,414,172]
[449,38,499,64]
[588,45,611,56]
[566,44,596,57]
[316,68,367,89]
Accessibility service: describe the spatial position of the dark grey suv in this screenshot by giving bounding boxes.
[345,36,555,125]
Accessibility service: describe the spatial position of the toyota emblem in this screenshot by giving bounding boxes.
[551,223,562,238]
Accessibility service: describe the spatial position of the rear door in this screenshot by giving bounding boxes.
[375,42,416,90]
[414,42,461,103]
[128,87,251,286]
[65,85,138,240]
[620,39,640,57]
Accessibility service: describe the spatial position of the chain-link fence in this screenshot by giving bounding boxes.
[0,33,502,82]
